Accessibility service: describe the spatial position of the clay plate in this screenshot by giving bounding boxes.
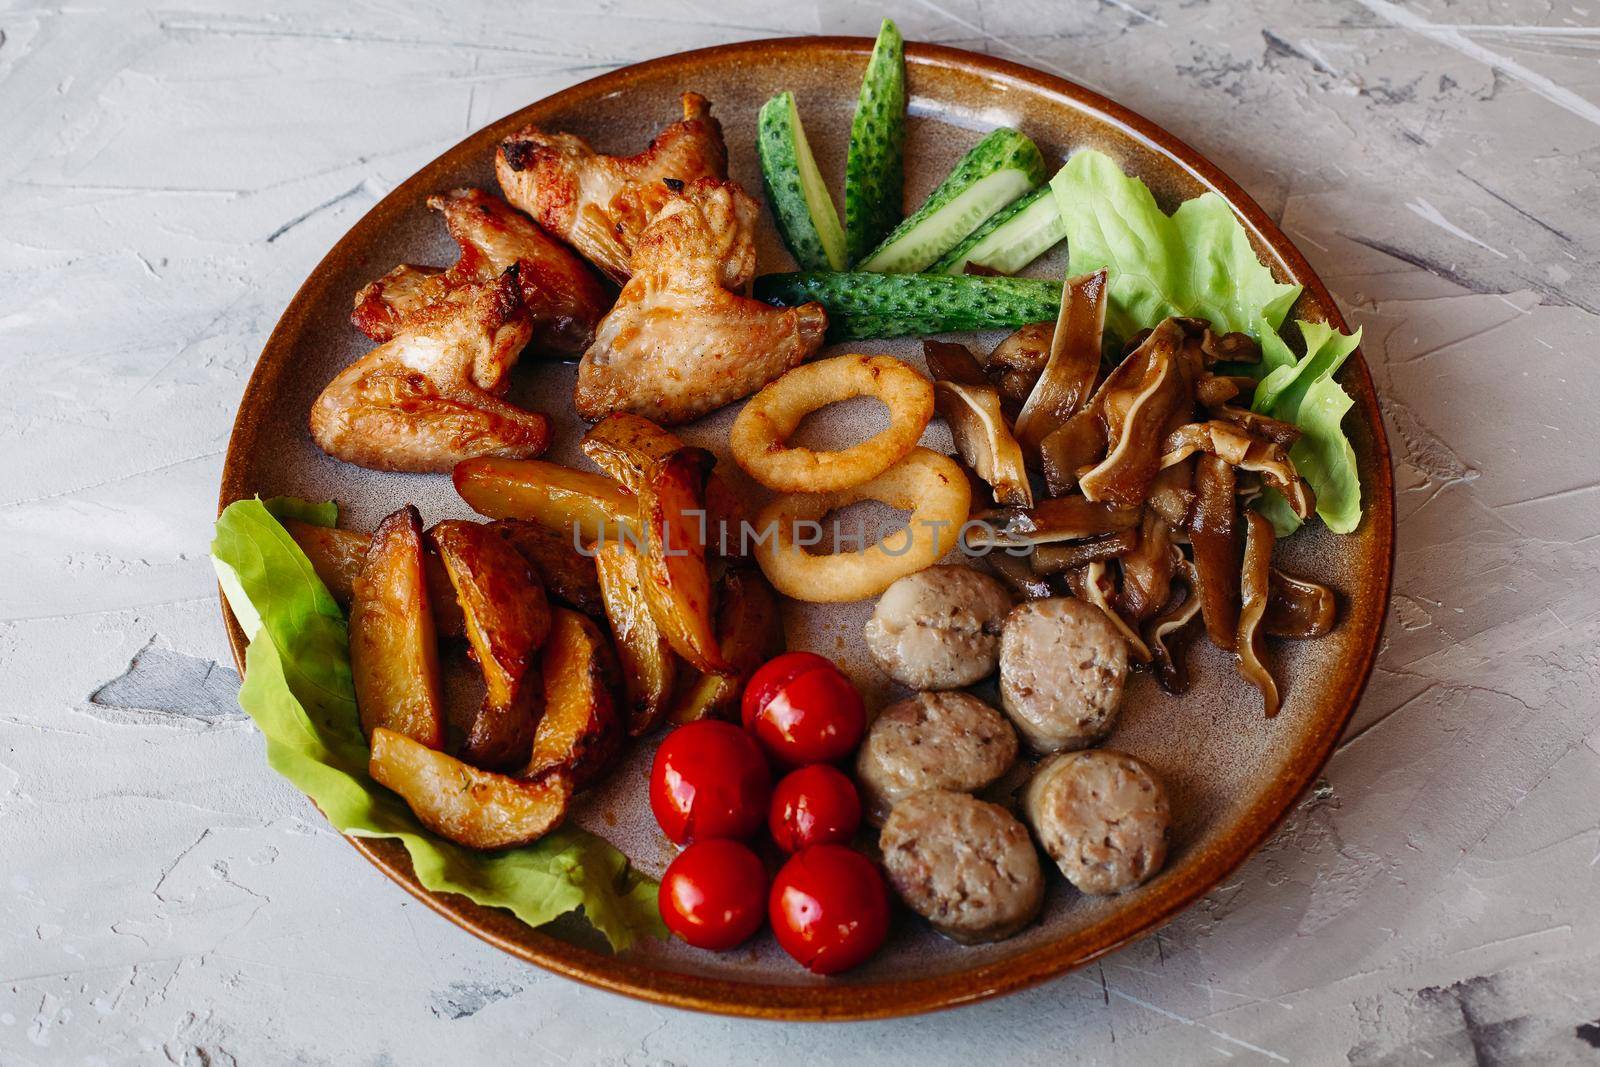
[218,37,1394,1020]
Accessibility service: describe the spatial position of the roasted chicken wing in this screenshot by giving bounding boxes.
[496,93,728,283]
[351,188,608,356]
[313,269,551,472]
[574,178,827,425]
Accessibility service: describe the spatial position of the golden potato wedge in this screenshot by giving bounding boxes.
[669,566,785,725]
[593,539,677,736]
[429,520,552,771]
[350,507,444,749]
[491,520,606,619]
[283,519,367,605]
[525,609,624,787]
[422,548,468,641]
[369,727,571,850]
[636,448,727,673]
[284,518,467,639]
[453,456,633,543]
[580,414,747,554]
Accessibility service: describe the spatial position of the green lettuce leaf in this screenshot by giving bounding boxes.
[1049,149,1364,535]
[213,497,664,950]
[1049,149,1301,340]
[1251,321,1365,535]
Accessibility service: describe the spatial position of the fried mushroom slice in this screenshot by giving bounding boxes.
[312,272,549,474]
[575,178,827,425]
[1237,510,1281,717]
[856,692,1019,824]
[496,92,728,283]
[1024,749,1170,895]
[880,791,1044,943]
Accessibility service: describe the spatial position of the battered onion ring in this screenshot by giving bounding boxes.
[730,354,935,492]
[753,448,971,603]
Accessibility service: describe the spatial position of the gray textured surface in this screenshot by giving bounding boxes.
[2,1,1598,1064]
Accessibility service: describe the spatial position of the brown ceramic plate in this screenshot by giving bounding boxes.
[219,36,1394,1020]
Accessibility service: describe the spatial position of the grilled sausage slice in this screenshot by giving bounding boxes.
[998,598,1127,752]
[855,692,1018,824]
[863,566,1013,690]
[880,790,1044,943]
[1023,749,1169,895]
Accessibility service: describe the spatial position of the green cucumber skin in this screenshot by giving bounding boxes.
[756,271,1063,340]
[758,93,842,272]
[858,128,1047,273]
[931,185,1065,274]
[844,19,907,264]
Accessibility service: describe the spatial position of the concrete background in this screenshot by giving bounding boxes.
[3,0,1599,1063]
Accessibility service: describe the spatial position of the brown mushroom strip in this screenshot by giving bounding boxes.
[1030,529,1140,574]
[1189,455,1242,651]
[1078,320,1194,508]
[1148,458,1196,529]
[1264,568,1337,639]
[1236,511,1280,717]
[968,495,1141,549]
[1038,409,1107,498]
[1080,561,1152,663]
[1195,373,1241,408]
[985,321,1054,415]
[923,339,989,386]
[988,550,1055,600]
[926,341,1034,509]
[1144,559,1202,694]
[936,381,1035,507]
[1200,329,1261,365]
[1213,404,1302,446]
[1116,512,1177,622]
[1014,270,1108,456]
[1159,420,1315,520]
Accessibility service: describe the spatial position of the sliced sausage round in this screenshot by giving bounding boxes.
[1023,749,1170,895]
[879,790,1044,944]
[854,691,1019,823]
[863,566,1012,690]
[998,598,1127,752]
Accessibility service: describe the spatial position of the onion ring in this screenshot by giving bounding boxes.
[730,354,934,492]
[753,448,971,603]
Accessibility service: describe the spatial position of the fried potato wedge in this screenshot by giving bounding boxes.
[284,518,468,639]
[369,727,571,850]
[350,507,444,749]
[453,456,634,543]
[491,520,606,618]
[283,519,367,605]
[637,448,727,673]
[430,520,552,771]
[526,609,624,786]
[593,539,677,736]
[580,414,748,554]
[668,566,785,725]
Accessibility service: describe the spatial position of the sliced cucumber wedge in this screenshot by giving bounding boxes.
[844,18,907,264]
[755,270,1063,340]
[857,127,1046,274]
[758,91,848,272]
[931,185,1067,275]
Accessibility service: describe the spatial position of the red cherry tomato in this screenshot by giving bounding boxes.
[768,844,890,974]
[769,764,862,853]
[659,839,768,950]
[650,721,771,844]
[741,652,865,766]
